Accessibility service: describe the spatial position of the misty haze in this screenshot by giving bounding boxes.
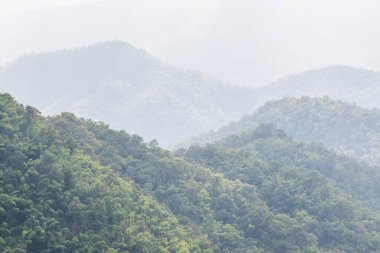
[1,1,380,252]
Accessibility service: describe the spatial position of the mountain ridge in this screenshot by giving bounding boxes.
[0,40,258,146]
[253,65,380,109]
[3,41,380,148]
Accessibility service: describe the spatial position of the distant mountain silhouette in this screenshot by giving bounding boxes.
[254,65,380,109]
[0,41,258,146]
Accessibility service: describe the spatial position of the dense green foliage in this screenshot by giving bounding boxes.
[180,131,380,252]
[0,93,212,252]
[187,96,380,166]
[50,105,380,252]
[206,124,380,210]
[3,93,380,252]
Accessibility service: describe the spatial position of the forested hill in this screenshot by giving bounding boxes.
[187,96,380,166]
[253,65,380,109]
[0,41,258,146]
[0,93,213,252]
[212,124,380,211]
[3,93,380,252]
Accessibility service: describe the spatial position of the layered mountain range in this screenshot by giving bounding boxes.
[3,41,380,252]
[2,41,380,147]
[187,97,380,167]
[0,41,258,146]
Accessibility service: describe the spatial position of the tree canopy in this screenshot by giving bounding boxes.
[2,93,380,252]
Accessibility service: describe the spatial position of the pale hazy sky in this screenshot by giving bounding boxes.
[0,0,100,16]
[1,0,379,86]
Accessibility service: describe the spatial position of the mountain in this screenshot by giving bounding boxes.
[0,41,258,146]
[169,65,380,135]
[3,45,380,148]
[4,93,380,252]
[186,96,380,167]
[254,65,380,109]
[2,0,380,87]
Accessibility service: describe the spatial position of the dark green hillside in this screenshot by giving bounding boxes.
[50,106,380,253]
[0,93,212,253]
[207,124,380,210]
[3,93,380,252]
[180,130,380,252]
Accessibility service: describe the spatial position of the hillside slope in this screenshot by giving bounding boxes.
[210,125,380,210]
[4,93,380,252]
[49,100,380,253]
[0,93,211,253]
[0,41,258,146]
[188,97,380,166]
